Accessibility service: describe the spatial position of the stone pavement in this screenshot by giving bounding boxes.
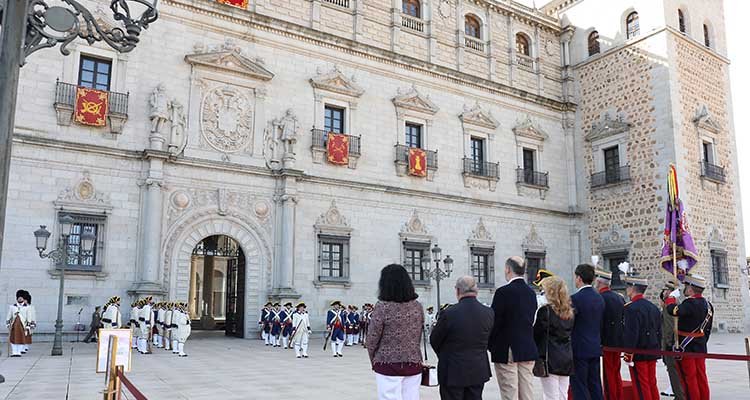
[0,332,748,400]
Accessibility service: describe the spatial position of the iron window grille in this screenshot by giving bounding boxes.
[711,250,729,288]
[59,213,105,271]
[403,242,429,284]
[394,144,438,169]
[311,128,361,156]
[517,168,549,188]
[55,80,129,116]
[318,235,350,282]
[700,161,726,183]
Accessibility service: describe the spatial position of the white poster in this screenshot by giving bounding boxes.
[96,328,133,373]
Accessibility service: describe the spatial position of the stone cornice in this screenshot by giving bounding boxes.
[163,0,574,113]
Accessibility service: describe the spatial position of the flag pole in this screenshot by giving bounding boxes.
[672,241,679,345]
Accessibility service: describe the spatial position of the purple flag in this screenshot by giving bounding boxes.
[659,199,698,278]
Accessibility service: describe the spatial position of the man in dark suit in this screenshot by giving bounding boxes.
[595,268,625,400]
[488,256,538,400]
[570,264,605,400]
[431,276,495,400]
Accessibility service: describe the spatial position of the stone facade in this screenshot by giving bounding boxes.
[0,0,747,336]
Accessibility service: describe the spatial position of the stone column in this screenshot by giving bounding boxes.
[271,171,302,300]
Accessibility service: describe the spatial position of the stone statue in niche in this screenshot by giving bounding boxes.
[264,109,300,170]
[149,84,170,134]
[168,99,187,155]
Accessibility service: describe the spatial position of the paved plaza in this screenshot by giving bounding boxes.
[0,332,748,400]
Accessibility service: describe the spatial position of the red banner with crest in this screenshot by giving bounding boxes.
[408,148,427,177]
[217,0,248,9]
[327,133,350,165]
[74,87,108,127]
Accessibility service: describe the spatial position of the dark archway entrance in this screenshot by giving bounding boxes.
[189,235,245,337]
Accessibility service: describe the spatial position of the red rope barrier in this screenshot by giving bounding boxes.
[603,346,750,361]
[116,369,149,400]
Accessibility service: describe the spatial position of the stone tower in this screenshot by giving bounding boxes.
[545,0,749,331]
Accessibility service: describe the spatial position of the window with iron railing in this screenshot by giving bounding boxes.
[517,168,549,188]
[59,213,106,271]
[463,158,499,179]
[323,0,350,8]
[310,128,361,155]
[55,81,129,116]
[591,165,631,188]
[700,161,726,183]
[395,144,438,169]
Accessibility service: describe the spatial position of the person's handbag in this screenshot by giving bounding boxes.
[421,326,439,387]
[532,306,550,378]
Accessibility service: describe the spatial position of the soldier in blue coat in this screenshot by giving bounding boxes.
[326,300,346,357]
[622,275,661,400]
[259,302,272,345]
[280,302,294,349]
[270,303,282,347]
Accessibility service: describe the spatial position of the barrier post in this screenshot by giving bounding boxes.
[103,336,119,400]
[745,337,750,389]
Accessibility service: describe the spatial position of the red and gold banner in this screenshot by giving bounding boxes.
[74,87,108,127]
[217,0,248,9]
[327,133,350,165]
[408,148,427,177]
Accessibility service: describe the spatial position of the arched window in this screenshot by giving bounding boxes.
[678,9,686,33]
[703,24,711,47]
[626,11,640,39]
[402,0,421,18]
[588,30,600,56]
[465,15,481,39]
[516,33,530,56]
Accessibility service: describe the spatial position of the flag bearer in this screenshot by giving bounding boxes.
[291,302,312,358]
[102,296,122,329]
[665,274,713,400]
[326,300,346,357]
[622,275,662,400]
[596,268,626,400]
[280,302,294,349]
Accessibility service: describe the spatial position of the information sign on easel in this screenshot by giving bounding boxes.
[96,329,132,373]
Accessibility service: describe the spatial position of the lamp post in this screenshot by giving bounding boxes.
[0,0,159,272]
[422,244,454,312]
[34,215,96,356]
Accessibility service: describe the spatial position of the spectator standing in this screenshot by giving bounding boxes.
[621,275,662,400]
[533,276,575,400]
[488,256,538,400]
[366,264,424,400]
[570,264,605,400]
[658,281,684,399]
[595,268,626,400]
[83,306,102,343]
[430,276,494,400]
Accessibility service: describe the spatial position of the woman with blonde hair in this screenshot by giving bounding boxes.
[533,276,575,400]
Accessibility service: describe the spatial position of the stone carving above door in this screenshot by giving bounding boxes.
[55,171,113,211]
[200,85,254,154]
[166,188,272,231]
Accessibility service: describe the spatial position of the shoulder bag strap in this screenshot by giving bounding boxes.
[422,325,428,362]
[545,306,550,361]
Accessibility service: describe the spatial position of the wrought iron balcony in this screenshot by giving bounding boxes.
[516,168,549,188]
[701,161,726,183]
[53,81,129,134]
[463,158,499,179]
[591,165,631,188]
[394,144,438,169]
[311,128,361,155]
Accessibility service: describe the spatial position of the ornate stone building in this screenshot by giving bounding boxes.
[1,0,747,336]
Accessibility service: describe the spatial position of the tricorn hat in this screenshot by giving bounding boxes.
[330,300,342,307]
[284,302,293,307]
[296,302,307,309]
[533,269,555,287]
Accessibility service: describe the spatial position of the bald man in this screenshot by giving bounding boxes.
[430,276,495,400]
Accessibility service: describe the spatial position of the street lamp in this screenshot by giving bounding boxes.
[34,215,96,356]
[422,244,454,312]
[0,0,159,272]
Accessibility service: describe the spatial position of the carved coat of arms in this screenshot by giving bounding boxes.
[200,86,254,153]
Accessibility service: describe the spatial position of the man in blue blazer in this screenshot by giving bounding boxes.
[570,264,605,400]
[488,256,538,400]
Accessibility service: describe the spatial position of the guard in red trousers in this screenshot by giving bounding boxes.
[622,274,662,400]
[595,268,625,400]
[665,274,713,400]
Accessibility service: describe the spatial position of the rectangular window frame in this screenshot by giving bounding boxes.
[405,122,423,149]
[317,234,350,282]
[77,55,112,91]
[403,241,430,285]
[324,105,346,134]
[710,250,729,288]
[524,252,545,286]
[58,212,106,272]
[604,251,628,290]
[471,247,495,287]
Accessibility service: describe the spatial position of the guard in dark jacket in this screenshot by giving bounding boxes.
[622,275,661,400]
[431,276,494,400]
[665,274,713,400]
[595,268,626,400]
[570,264,605,400]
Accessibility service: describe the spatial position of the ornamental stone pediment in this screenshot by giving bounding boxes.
[522,224,546,253]
[399,210,432,243]
[392,86,439,116]
[310,65,364,98]
[585,113,631,142]
[315,200,352,236]
[185,41,274,82]
[693,105,721,134]
[468,218,495,249]
[54,171,113,211]
[513,115,548,142]
[460,102,499,129]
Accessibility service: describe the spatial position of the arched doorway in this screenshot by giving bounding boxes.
[188,235,246,337]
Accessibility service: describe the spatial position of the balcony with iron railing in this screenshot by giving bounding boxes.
[394,144,438,170]
[310,128,361,168]
[700,161,726,183]
[516,168,549,188]
[465,36,486,53]
[591,165,631,188]
[516,54,535,70]
[401,14,425,33]
[53,80,129,134]
[463,158,499,179]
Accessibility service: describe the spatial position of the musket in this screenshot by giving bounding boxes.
[289,319,304,343]
[323,312,342,351]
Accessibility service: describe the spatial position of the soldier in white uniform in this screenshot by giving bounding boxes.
[129,301,140,349]
[154,302,166,348]
[137,296,153,354]
[5,290,31,357]
[101,296,122,329]
[19,291,36,353]
[290,302,312,358]
[173,302,191,357]
[163,302,174,351]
